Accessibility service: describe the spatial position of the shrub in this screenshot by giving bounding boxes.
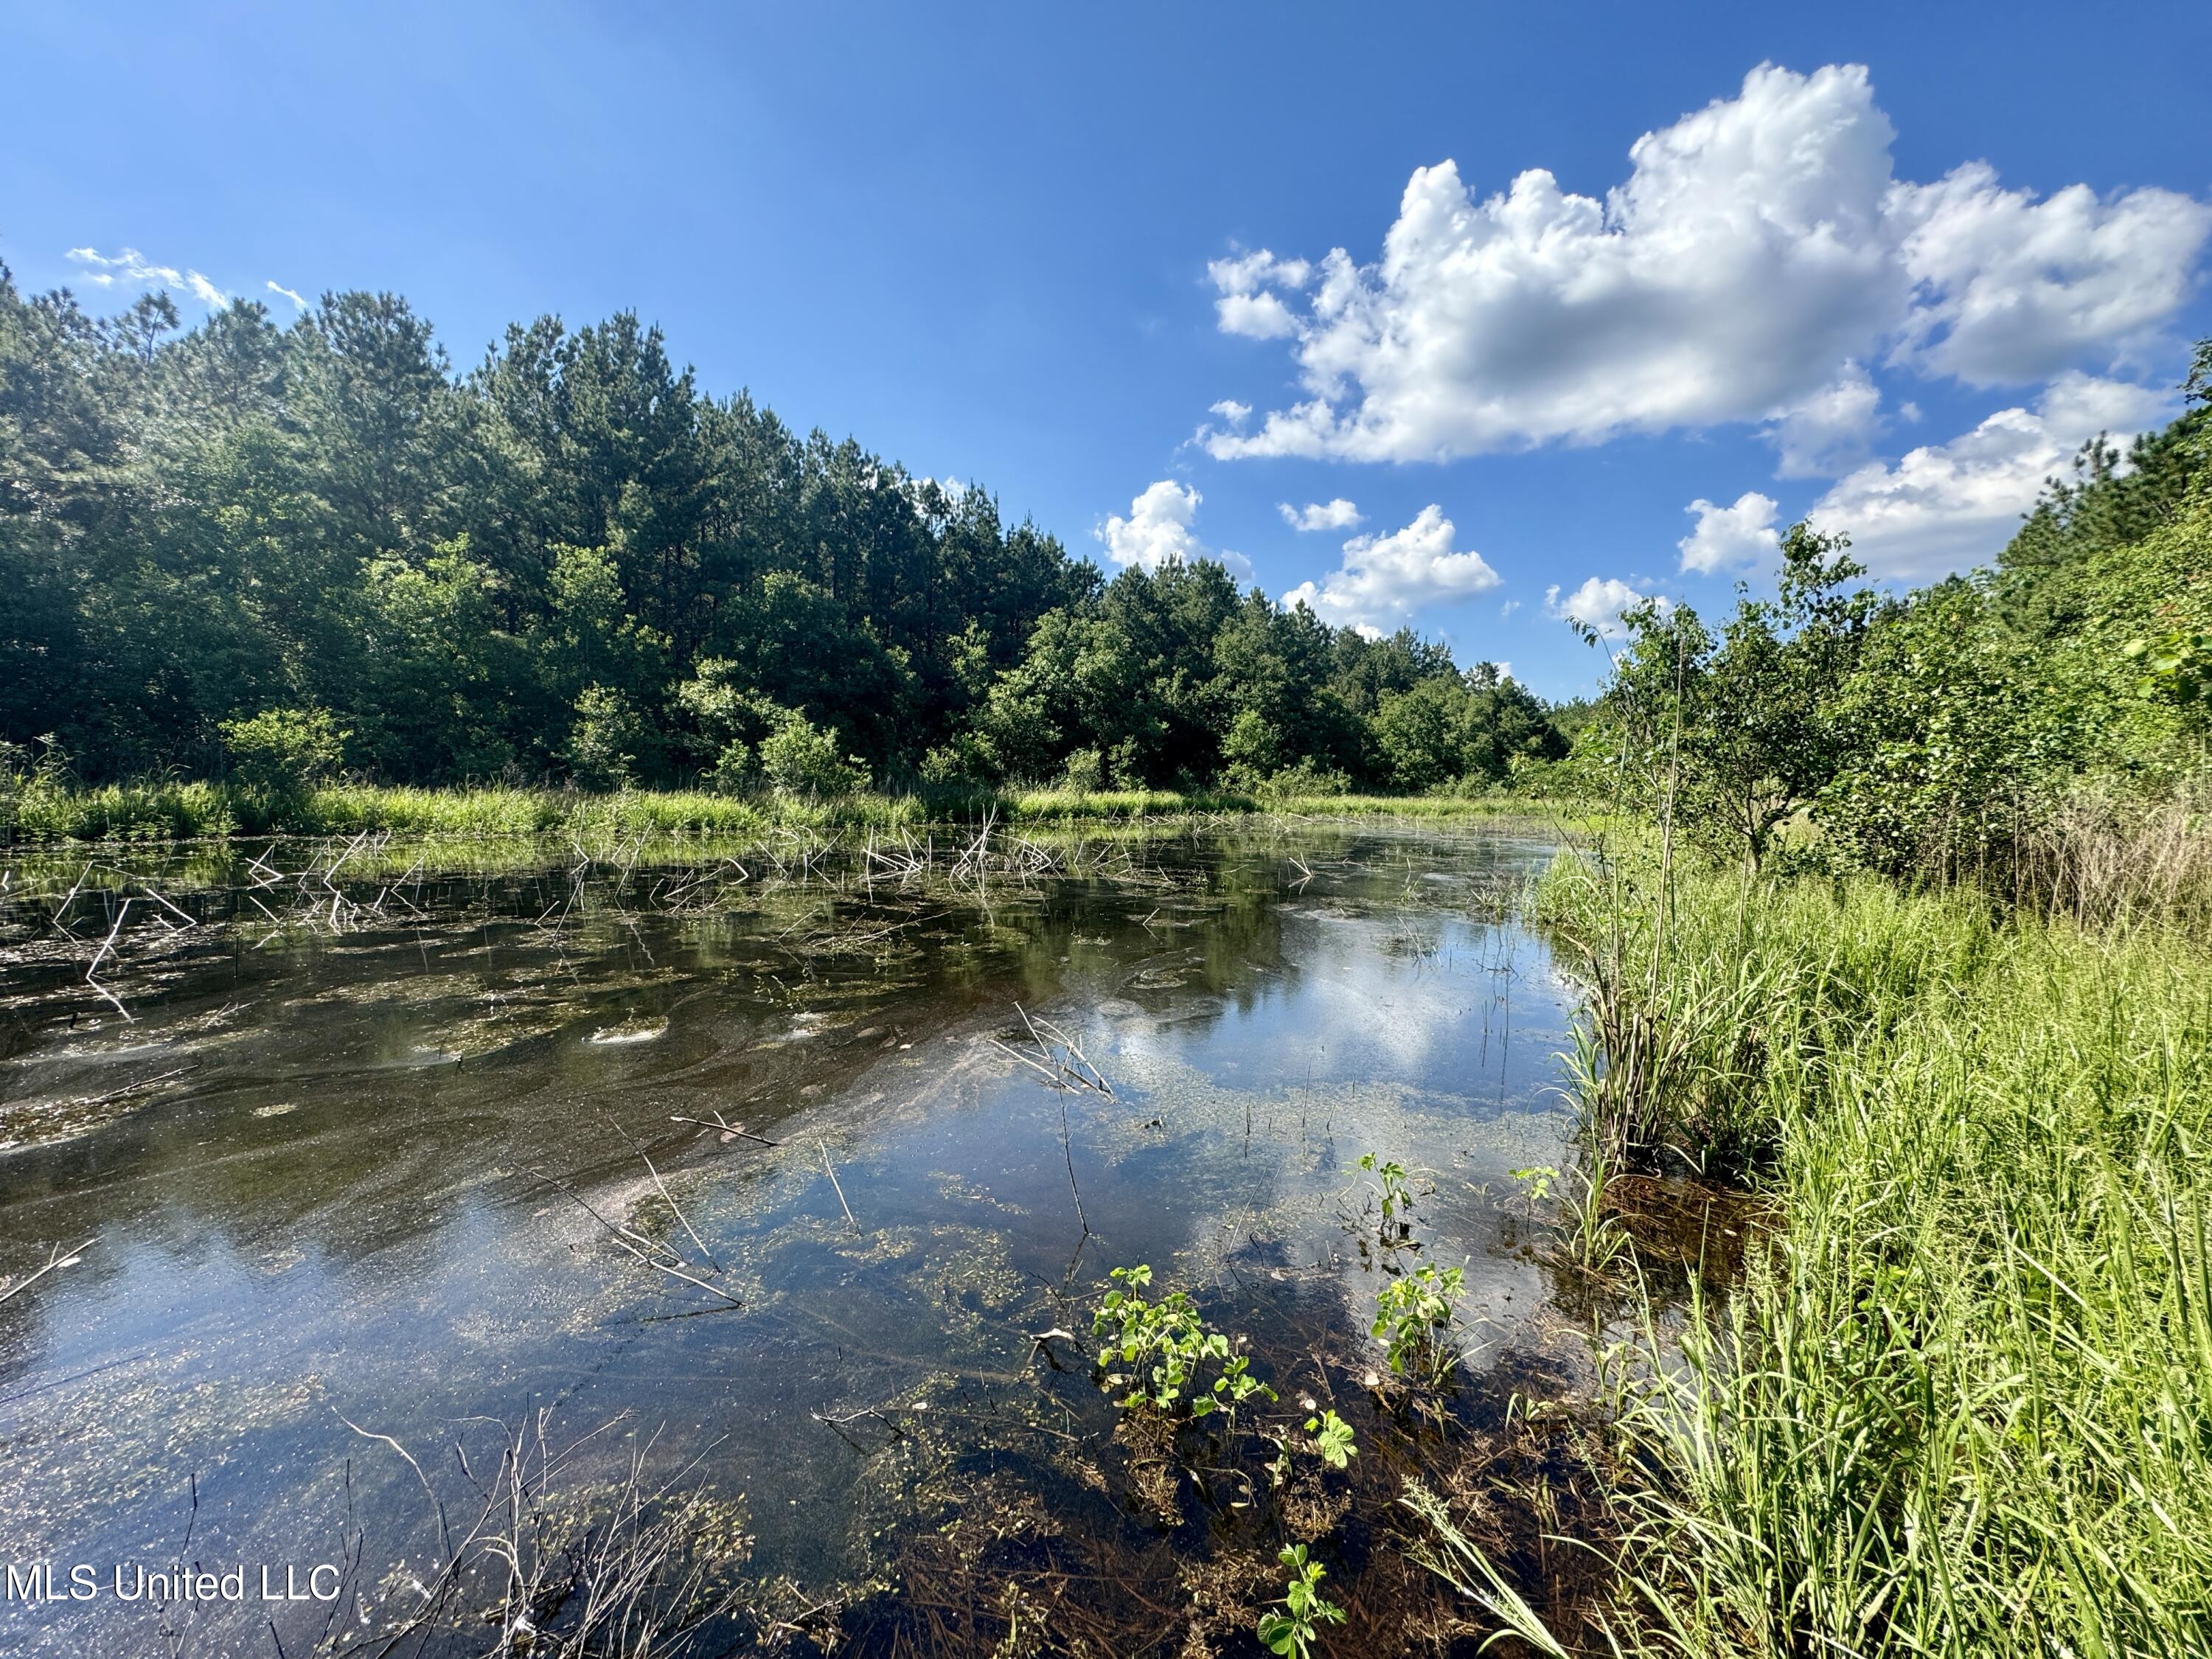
[1060,746,1107,793]
[757,708,868,797]
[563,685,652,790]
[219,707,349,793]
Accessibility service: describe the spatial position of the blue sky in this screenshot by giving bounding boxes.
[7,0,2209,698]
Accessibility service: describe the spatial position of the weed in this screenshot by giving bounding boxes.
[1355,1152,1418,1245]
[1091,1265,1273,1422]
[1371,1265,1466,1386]
[1254,1544,1345,1659]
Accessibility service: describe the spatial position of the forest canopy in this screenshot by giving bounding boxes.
[0,273,1565,797]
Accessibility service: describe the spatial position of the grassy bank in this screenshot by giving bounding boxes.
[0,778,1572,846]
[1543,851,2212,1655]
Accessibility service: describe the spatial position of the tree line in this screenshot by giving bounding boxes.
[1587,344,2211,886]
[0,271,1566,797]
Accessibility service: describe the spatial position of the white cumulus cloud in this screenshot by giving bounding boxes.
[1278,498,1365,532]
[1678,491,1783,574]
[66,246,228,310]
[1808,372,2174,579]
[1281,505,1498,636]
[1546,577,1668,640]
[1200,63,2210,464]
[1888,163,2212,384]
[1098,481,1253,580]
[1208,248,1315,340]
[1209,399,1253,426]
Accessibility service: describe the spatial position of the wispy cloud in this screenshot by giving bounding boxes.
[265,279,307,310]
[66,246,228,310]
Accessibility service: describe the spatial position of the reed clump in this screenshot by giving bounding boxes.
[1547,850,2212,1655]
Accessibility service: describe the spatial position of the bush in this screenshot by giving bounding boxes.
[563,685,653,790]
[1060,746,1107,793]
[757,709,868,797]
[1256,758,1352,801]
[220,707,349,793]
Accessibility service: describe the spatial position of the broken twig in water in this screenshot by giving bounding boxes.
[818,1141,857,1228]
[0,1237,97,1310]
[669,1111,782,1147]
[602,1115,721,1273]
[990,1001,1114,1098]
[521,1166,742,1309]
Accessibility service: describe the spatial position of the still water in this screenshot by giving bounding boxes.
[0,822,1582,1656]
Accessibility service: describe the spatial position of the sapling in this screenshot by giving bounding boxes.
[1356,1152,1417,1245]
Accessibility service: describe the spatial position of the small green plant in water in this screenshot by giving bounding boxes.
[1256,1544,1346,1658]
[1373,1264,1466,1385]
[1092,1265,1273,1421]
[1510,1164,1559,1206]
[1305,1408,1357,1470]
[1357,1152,1416,1242]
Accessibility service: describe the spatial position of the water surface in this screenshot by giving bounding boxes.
[0,823,1580,1655]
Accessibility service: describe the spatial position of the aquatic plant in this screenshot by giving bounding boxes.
[1255,1544,1346,1658]
[1091,1265,1273,1421]
[1267,1406,1359,1489]
[1355,1152,1416,1244]
[1371,1264,1465,1385]
[1304,1408,1357,1471]
[1508,1164,1557,1206]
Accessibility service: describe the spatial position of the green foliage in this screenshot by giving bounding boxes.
[1254,757,1354,799]
[0,267,1568,796]
[1355,1152,1416,1240]
[2124,627,2212,714]
[1372,664,1563,793]
[1583,347,2212,895]
[1815,579,2073,880]
[1091,1264,1273,1422]
[1371,1265,1465,1385]
[1509,1165,1558,1206]
[756,706,869,797]
[1058,745,1107,793]
[218,706,349,792]
[1594,523,1877,871]
[1255,1545,1346,1658]
[1304,1408,1356,1471]
[563,684,652,789]
[1549,858,2212,1658]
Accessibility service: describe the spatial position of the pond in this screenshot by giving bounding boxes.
[0,821,1588,1656]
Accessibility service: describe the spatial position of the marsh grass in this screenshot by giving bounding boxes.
[1547,853,2212,1656]
[1,777,1576,846]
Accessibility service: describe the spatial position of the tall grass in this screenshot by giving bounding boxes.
[0,777,1574,845]
[2020,783,2212,936]
[1547,853,2212,1655]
